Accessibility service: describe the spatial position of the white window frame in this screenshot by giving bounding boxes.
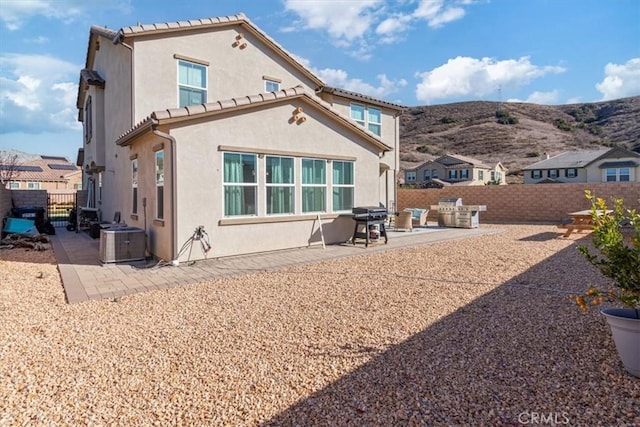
[332,160,354,212]
[27,181,40,189]
[301,158,326,214]
[406,171,416,182]
[223,152,258,217]
[132,158,138,215]
[264,79,280,92]
[177,60,207,108]
[8,181,20,189]
[619,167,630,182]
[478,170,484,181]
[350,103,382,136]
[155,150,164,220]
[265,155,294,215]
[605,168,617,182]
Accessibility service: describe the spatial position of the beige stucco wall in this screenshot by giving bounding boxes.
[122,98,384,261]
[131,27,320,122]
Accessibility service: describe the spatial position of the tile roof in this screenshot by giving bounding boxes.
[116,86,391,152]
[317,86,406,111]
[9,157,80,182]
[80,69,105,88]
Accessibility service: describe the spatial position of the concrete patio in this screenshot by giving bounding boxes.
[50,225,500,303]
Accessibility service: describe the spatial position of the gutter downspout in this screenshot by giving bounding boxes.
[152,128,178,266]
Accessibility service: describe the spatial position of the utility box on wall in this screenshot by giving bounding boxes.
[99,227,146,263]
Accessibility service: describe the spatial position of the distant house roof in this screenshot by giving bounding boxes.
[316,86,406,112]
[8,156,80,182]
[523,149,610,170]
[523,147,640,170]
[116,86,391,153]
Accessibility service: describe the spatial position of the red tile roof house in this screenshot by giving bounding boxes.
[76,13,405,264]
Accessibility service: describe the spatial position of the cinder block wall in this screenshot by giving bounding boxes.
[0,186,12,218]
[10,190,48,211]
[398,183,640,223]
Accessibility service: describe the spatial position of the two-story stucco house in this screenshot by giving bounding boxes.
[76,14,404,263]
[404,154,507,186]
[522,147,640,184]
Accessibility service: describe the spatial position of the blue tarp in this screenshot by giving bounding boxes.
[2,218,38,236]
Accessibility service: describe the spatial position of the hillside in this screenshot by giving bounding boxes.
[400,96,640,183]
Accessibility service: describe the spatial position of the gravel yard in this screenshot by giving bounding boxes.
[1,224,638,426]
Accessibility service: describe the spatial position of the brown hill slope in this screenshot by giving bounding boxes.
[400,96,640,183]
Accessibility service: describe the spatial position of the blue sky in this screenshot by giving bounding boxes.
[0,0,639,161]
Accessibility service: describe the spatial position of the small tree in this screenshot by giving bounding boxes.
[0,153,21,186]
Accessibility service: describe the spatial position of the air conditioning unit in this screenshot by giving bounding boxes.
[99,227,146,263]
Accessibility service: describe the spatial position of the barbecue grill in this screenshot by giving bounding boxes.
[430,198,486,228]
[351,206,388,247]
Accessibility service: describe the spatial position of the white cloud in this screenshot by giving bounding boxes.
[595,58,640,100]
[0,54,81,134]
[413,0,466,28]
[508,90,560,105]
[0,0,132,30]
[316,68,407,98]
[0,0,82,30]
[282,0,473,55]
[415,56,566,103]
[283,0,383,41]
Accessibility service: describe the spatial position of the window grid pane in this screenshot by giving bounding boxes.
[266,156,294,215]
[224,153,258,216]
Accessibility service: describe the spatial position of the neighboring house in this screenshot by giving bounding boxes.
[404,154,507,186]
[76,13,404,262]
[522,147,640,184]
[3,156,82,192]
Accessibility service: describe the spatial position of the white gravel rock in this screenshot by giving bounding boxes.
[1,225,638,426]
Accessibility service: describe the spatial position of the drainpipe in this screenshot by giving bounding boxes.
[152,128,178,266]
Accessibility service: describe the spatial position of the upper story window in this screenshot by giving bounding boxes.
[448,170,457,180]
[432,169,439,179]
[223,153,257,216]
[178,60,207,107]
[478,170,484,180]
[84,96,92,142]
[531,170,542,179]
[262,75,281,93]
[547,169,559,179]
[424,170,430,181]
[8,181,20,189]
[27,182,40,190]
[565,168,577,178]
[332,160,354,212]
[350,103,382,136]
[405,171,416,182]
[265,155,294,215]
[460,169,469,179]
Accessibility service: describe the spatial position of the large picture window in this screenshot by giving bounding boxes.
[332,161,354,212]
[178,60,207,107]
[302,158,326,213]
[155,151,164,219]
[224,153,257,216]
[132,159,138,215]
[266,156,294,215]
